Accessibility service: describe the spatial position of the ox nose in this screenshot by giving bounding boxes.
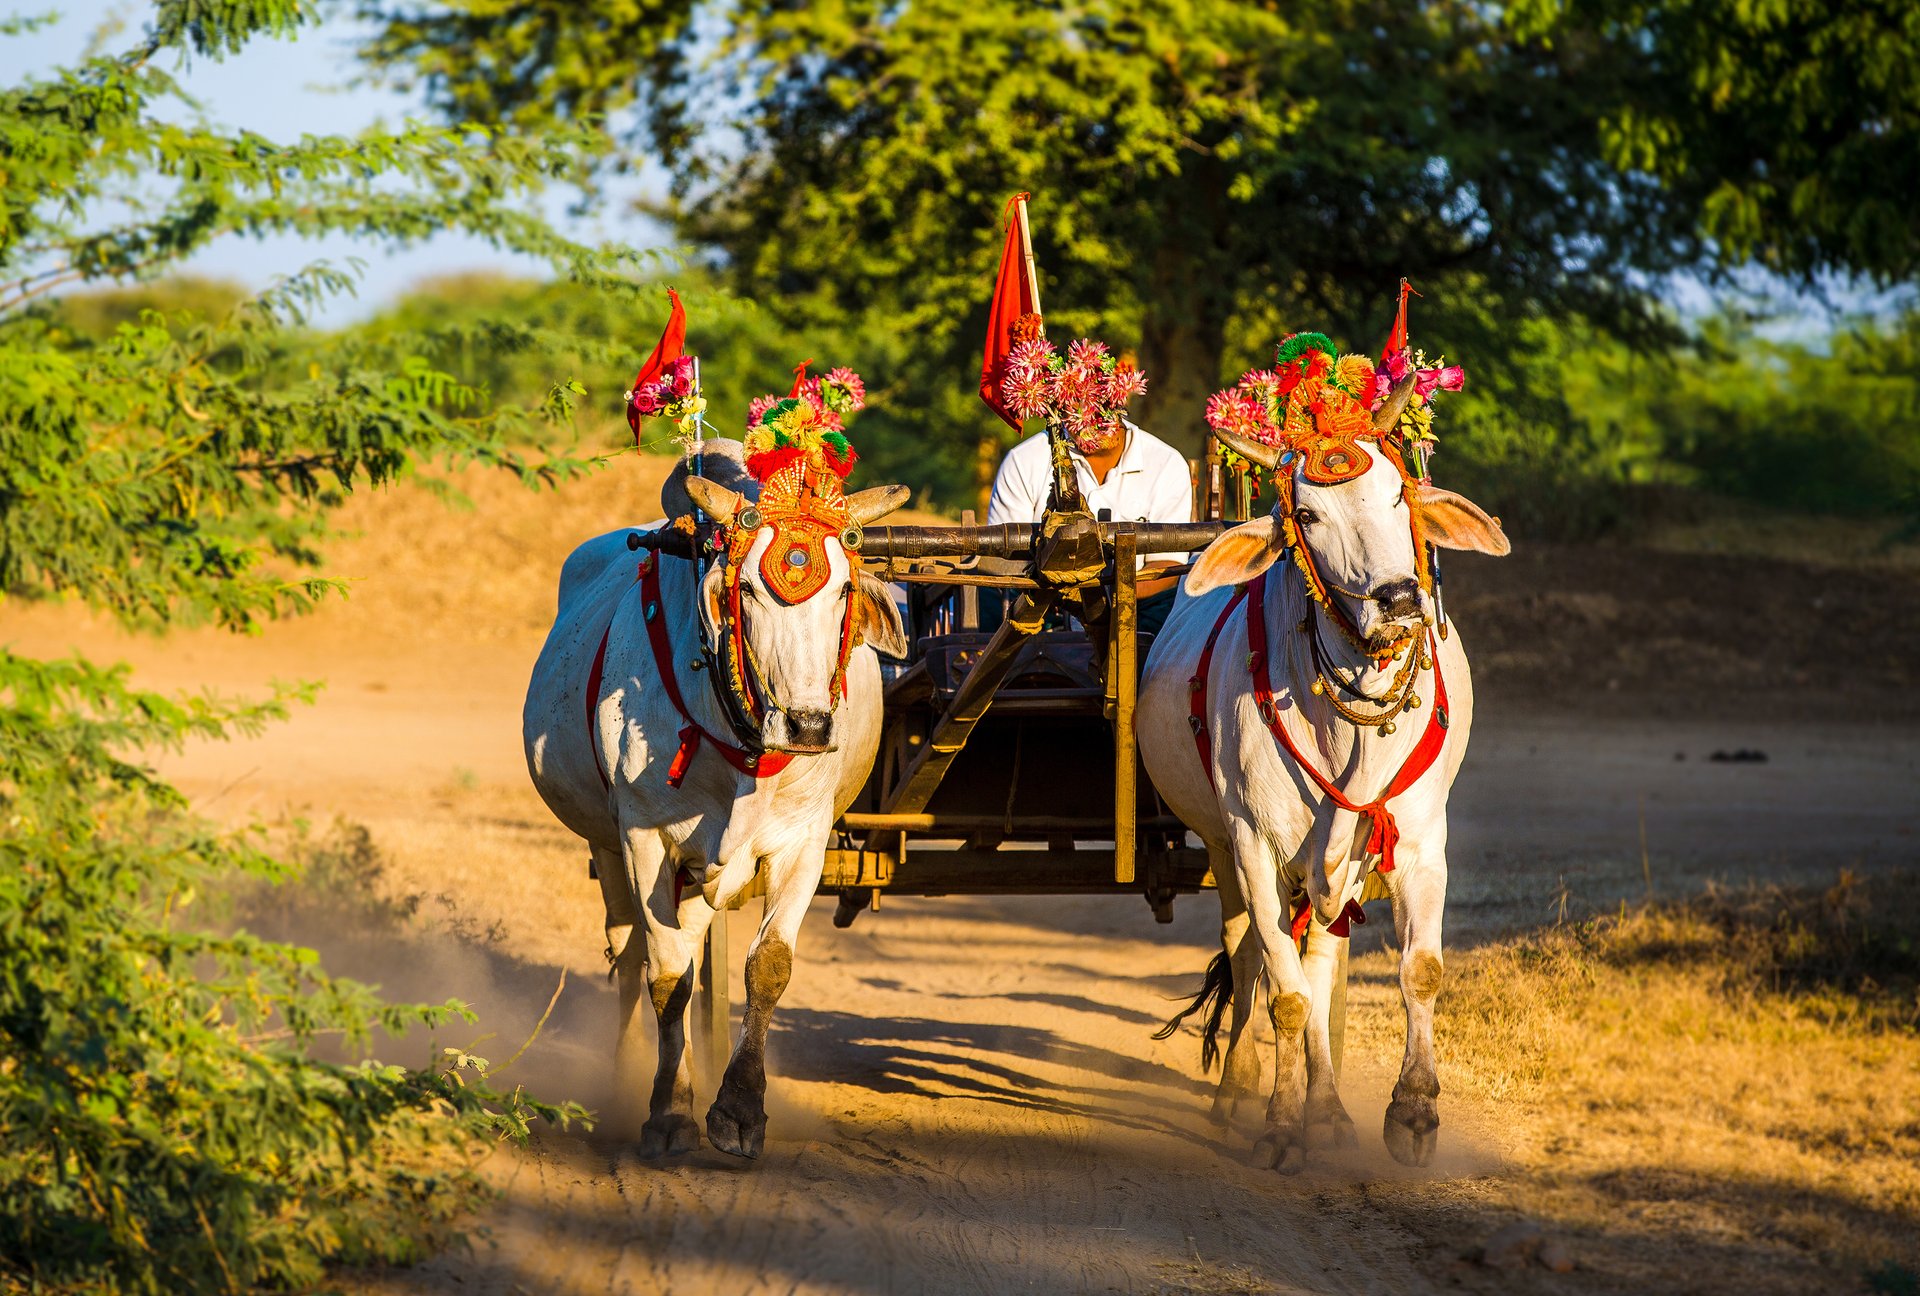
[1372,578,1423,620]
[784,708,834,751]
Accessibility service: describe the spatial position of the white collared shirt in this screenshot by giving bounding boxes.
[986,421,1195,562]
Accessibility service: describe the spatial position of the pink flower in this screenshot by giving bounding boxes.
[822,367,867,413]
[1205,387,1279,445]
[1005,369,1052,420]
[1413,364,1466,399]
[1381,348,1411,382]
[1066,338,1110,370]
[1105,366,1148,404]
[746,393,781,426]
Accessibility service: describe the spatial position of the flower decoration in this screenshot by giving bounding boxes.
[742,363,867,479]
[1374,346,1465,459]
[1204,331,1384,483]
[625,354,708,446]
[1001,336,1148,453]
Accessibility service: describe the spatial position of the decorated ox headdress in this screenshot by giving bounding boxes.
[1203,332,1412,484]
[678,362,908,745]
[720,363,875,604]
[1203,329,1461,657]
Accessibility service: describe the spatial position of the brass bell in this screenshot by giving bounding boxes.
[1310,678,1326,696]
[1406,694,1421,709]
[1378,721,1397,736]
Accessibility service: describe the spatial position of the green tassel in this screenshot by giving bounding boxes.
[1274,331,1336,371]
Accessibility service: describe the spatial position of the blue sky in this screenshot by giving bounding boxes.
[0,1,666,325]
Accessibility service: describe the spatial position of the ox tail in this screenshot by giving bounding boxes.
[1152,950,1234,1072]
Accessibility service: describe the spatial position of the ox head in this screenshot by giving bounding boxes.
[684,472,909,754]
[1188,375,1510,649]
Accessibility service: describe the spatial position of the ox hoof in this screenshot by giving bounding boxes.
[1383,1102,1439,1167]
[705,1099,767,1160]
[1250,1130,1307,1175]
[638,1113,701,1159]
[1307,1110,1358,1151]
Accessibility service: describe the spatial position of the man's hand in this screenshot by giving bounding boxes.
[1134,559,1182,600]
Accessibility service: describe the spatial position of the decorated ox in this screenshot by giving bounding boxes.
[1137,331,1509,1171]
[523,397,908,1159]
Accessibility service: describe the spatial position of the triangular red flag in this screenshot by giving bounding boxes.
[1382,277,1420,362]
[626,288,687,437]
[980,194,1040,431]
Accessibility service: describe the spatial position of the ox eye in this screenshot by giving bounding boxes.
[1294,507,1321,526]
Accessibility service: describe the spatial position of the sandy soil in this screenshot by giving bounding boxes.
[7,463,1917,1294]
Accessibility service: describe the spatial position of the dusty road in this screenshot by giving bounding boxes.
[8,463,1916,1293]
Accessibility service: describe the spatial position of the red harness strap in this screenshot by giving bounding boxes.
[1187,586,1250,773]
[1188,586,1317,940]
[1187,574,1451,940]
[1247,575,1448,880]
[585,555,795,791]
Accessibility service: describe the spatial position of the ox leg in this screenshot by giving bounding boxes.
[706,843,823,1160]
[624,825,714,1158]
[1300,921,1357,1149]
[1383,843,1448,1167]
[1230,825,1313,1174]
[592,843,650,1137]
[1210,855,1264,1127]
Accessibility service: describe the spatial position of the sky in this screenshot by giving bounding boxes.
[0,1,666,326]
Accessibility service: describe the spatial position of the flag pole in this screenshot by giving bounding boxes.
[1015,196,1042,319]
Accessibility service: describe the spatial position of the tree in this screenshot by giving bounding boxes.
[359,0,1920,505]
[0,3,646,1288]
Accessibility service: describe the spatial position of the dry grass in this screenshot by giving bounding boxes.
[1348,872,1920,1290]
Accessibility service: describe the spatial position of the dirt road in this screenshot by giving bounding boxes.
[8,464,1915,1293]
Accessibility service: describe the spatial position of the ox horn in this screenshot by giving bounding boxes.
[844,483,911,527]
[1372,371,1418,432]
[684,475,747,526]
[1210,424,1282,471]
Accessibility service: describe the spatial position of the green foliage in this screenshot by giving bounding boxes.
[0,4,631,1290]
[1434,309,1920,537]
[0,653,585,1293]
[1649,314,1920,516]
[1508,0,1920,285]
[359,0,1920,518]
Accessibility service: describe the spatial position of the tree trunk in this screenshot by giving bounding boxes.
[1134,179,1233,461]
[1137,299,1228,461]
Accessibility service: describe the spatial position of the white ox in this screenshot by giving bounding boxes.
[522,442,908,1158]
[1137,419,1508,1171]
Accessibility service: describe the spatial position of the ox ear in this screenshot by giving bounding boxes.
[1185,515,1285,596]
[1411,483,1511,556]
[685,475,746,526]
[851,570,909,659]
[846,483,910,526]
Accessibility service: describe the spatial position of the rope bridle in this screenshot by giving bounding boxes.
[699,512,859,753]
[1271,458,1436,731]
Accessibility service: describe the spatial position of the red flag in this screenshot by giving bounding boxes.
[626,288,687,437]
[1382,277,1420,362]
[980,193,1042,430]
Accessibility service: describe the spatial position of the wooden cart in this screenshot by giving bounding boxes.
[691,433,1350,1085]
